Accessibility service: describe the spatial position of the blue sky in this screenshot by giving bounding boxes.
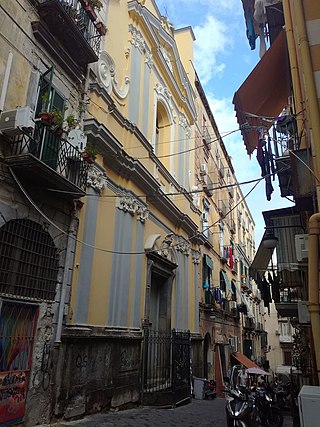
[155,0,292,246]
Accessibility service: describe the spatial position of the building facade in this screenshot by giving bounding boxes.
[0,0,260,425]
[235,0,320,386]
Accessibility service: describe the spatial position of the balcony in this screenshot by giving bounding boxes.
[5,122,88,199]
[275,287,303,318]
[218,200,227,217]
[229,218,236,234]
[33,0,102,78]
[203,174,213,197]
[244,317,255,330]
[202,127,211,150]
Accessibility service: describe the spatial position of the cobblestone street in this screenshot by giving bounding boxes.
[42,398,294,427]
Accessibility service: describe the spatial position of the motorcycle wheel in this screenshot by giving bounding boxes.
[227,416,247,427]
[267,410,284,427]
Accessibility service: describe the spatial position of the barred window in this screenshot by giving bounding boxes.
[0,219,59,300]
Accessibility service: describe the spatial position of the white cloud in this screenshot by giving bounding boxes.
[194,15,232,85]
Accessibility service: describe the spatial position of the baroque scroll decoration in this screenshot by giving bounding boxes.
[97,51,130,99]
[87,166,106,194]
[116,194,149,223]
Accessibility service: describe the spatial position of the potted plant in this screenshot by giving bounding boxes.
[95,21,107,35]
[65,114,79,130]
[39,91,53,124]
[51,108,64,136]
[89,0,103,11]
[81,142,97,163]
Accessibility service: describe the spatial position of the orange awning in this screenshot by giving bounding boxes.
[233,29,291,155]
[232,352,260,369]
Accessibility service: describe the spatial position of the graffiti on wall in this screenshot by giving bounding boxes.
[0,370,28,423]
[0,301,38,425]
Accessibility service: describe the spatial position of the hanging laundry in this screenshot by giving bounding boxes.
[229,246,234,269]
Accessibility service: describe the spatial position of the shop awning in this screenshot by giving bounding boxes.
[233,29,290,155]
[232,352,260,369]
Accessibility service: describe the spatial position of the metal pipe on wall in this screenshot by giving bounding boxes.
[0,51,13,112]
[308,213,320,385]
[291,0,320,206]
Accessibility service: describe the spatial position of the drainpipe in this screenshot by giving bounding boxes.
[291,0,320,208]
[55,207,78,343]
[282,0,303,134]
[308,213,320,385]
[0,51,13,112]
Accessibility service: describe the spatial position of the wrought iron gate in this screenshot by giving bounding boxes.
[141,329,191,407]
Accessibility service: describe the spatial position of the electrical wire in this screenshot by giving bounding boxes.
[9,166,263,256]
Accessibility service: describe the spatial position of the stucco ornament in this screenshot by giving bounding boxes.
[179,113,191,138]
[175,236,191,256]
[97,51,130,99]
[192,250,201,265]
[155,82,176,123]
[116,194,149,222]
[129,26,146,53]
[158,233,174,260]
[137,206,149,223]
[118,195,138,215]
[159,45,173,72]
[87,166,106,194]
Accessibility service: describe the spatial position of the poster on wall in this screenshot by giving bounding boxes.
[0,370,28,426]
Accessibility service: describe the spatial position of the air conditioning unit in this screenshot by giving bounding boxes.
[200,163,207,175]
[295,234,309,261]
[0,106,35,135]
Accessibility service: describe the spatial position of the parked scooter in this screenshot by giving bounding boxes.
[254,385,283,427]
[203,379,217,399]
[224,381,283,427]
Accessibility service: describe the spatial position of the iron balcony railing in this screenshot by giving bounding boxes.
[9,121,89,190]
[38,0,102,60]
[59,0,101,55]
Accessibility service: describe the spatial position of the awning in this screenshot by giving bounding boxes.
[220,270,234,295]
[250,230,275,274]
[204,254,214,270]
[233,29,291,155]
[232,352,260,369]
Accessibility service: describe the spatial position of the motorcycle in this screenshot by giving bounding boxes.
[254,385,283,427]
[203,379,217,399]
[224,383,283,427]
[225,386,256,427]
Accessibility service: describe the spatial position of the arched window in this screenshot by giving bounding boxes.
[0,219,59,300]
[155,101,171,170]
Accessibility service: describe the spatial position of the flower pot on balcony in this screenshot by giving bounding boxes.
[95,21,107,35]
[39,112,53,125]
[81,151,95,163]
